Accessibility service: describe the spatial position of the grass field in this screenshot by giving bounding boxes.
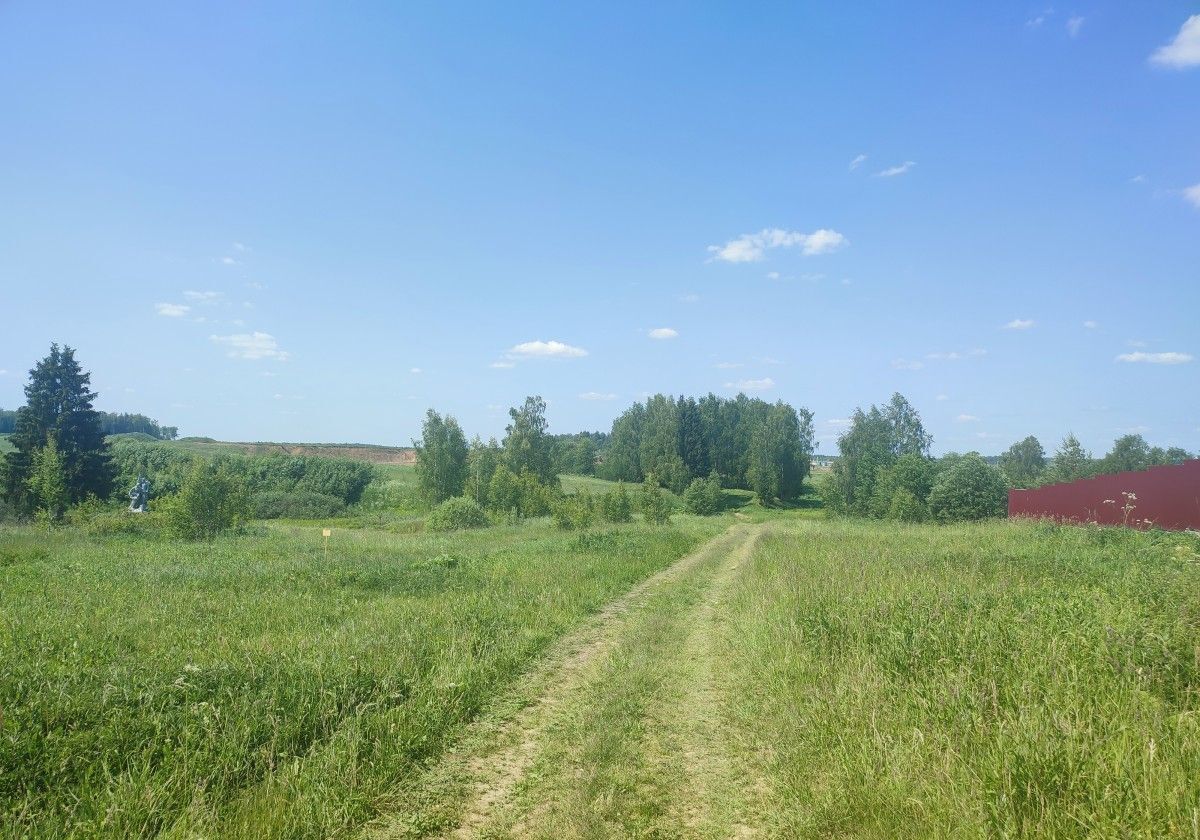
[0,434,11,455]
[0,515,724,838]
[720,520,1200,836]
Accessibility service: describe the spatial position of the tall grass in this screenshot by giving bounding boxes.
[0,516,721,838]
[720,519,1200,837]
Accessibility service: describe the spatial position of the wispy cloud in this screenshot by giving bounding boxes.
[926,348,987,361]
[715,361,743,369]
[849,153,868,170]
[232,241,250,252]
[489,360,516,369]
[1182,183,1200,208]
[891,358,924,370]
[579,391,617,401]
[1026,11,1049,28]
[679,293,700,303]
[724,377,775,391]
[1116,351,1193,365]
[1150,14,1200,68]
[220,256,239,266]
[210,331,289,361]
[184,290,223,304]
[648,327,678,340]
[956,414,980,422]
[766,271,781,280]
[155,303,190,318]
[935,394,949,401]
[410,367,422,374]
[508,340,588,359]
[1066,16,1084,37]
[875,161,916,177]
[1083,320,1098,329]
[1003,318,1035,330]
[707,228,847,263]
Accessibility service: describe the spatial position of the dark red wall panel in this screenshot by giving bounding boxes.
[1008,460,1200,531]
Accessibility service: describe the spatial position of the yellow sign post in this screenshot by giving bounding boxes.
[322,528,331,561]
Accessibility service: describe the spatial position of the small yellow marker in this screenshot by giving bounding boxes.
[322,528,331,560]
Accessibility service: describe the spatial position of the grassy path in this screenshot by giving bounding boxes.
[364,523,766,839]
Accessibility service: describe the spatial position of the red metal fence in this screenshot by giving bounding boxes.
[1008,460,1200,531]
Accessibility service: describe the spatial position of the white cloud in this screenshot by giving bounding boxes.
[232,242,250,252]
[766,271,781,280]
[1130,174,1147,184]
[825,417,851,427]
[715,361,743,369]
[489,360,516,369]
[891,358,924,370]
[648,327,678,340]
[925,348,987,361]
[210,331,290,361]
[1083,320,1098,329]
[1116,351,1193,365]
[579,391,617,401]
[220,256,239,266]
[935,394,949,401]
[1126,339,1147,348]
[0,369,7,376]
[875,161,916,177]
[184,290,223,304]
[707,227,847,262]
[724,377,775,391]
[1150,15,1200,68]
[758,356,784,365]
[849,153,868,170]
[507,340,588,359]
[956,414,980,422]
[1066,16,1084,37]
[1182,183,1200,208]
[155,302,190,318]
[1026,13,1048,28]
[1003,318,1035,330]
[410,367,422,374]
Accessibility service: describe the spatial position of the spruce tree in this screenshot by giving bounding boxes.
[2,344,114,511]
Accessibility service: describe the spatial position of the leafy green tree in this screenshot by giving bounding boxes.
[1159,446,1194,465]
[568,435,597,475]
[162,459,250,540]
[599,482,634,523]
[868,453,938,519]
[553,489,596,530]
[999,435,1046,488]
[677,396,710,478]
[887,487,926,522]
[486,465,522,516]
[1046,434,1093,484]
[639,473,672,525]
[28,437,68,523]
[414,409,469,504]
[600,403,644,482]
[747,402,812,504]
[927,454,1008,522]
[426,496,489,532]
[2,344,114,512]
[465,436,503,506]
[639,395,680,484]
[503,396,557,487]
[1099,434,1152,475]
[824,394,930,516]
[683,473,723,515]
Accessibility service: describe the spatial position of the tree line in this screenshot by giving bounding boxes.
[0,407,177,440]
[824,393,1196,524]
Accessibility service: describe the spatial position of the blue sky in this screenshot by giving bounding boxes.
[1,2,1197,455]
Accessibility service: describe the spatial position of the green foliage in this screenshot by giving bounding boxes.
[640,473,672,525]
[599,403,645,482]
[251,490,346,520]
[927,453,1008,522]
[599,482,634,523]
[1099,433,1152,475]
[517,470,556,518]
[999,435,1046,487]
[485,464,522,515]
[683,473,723,515]
[868,453,938,520]
[27,438,68,523]
[553,489,596,530]
[425,495,489,532]
[1045,433,1094,484]
[2,344,114,512]
[503,396,557,486]
[161,459,251,540]
[747,402,812,504]
[464,436,503,506]
[824,393,931,516]
[414,409,469,504]
[886,487,926,522]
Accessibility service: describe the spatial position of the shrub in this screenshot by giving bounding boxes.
[683,474,723,516]
[640,473,672,525]
[886,487,926,522]
[599,483,634,523]
[426,496,489,532]
[553,490,596,531]
[251,490,346,520]
[161,459,251,540]
[868,454,938,520]
[927,454,1008,522]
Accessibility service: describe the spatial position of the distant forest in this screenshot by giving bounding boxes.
[0,408,177,440]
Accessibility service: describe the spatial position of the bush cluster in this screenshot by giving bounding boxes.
[426,496,489,532]
[683,473,723,516]
[251,490,346,520]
